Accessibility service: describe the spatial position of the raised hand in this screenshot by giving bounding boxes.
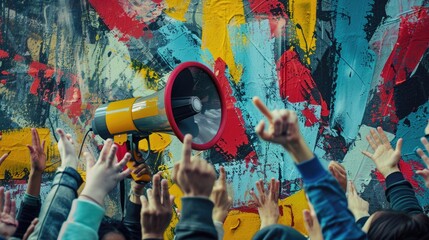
[0,187,18,238]
[362,127,402,177]
[210,166,232,223]
[347,181,369,221]
[27,128,46,174]
[252,97,314,163]
[56,129,78,169]
[416,137,429,188]
[328,161,347,192]
[80,139,131,206]
[172,134,216,197]
[250,178,280,229]
[303,200,323,240]
[140,172,174,239]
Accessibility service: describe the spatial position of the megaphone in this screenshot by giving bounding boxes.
[91,62,227,181]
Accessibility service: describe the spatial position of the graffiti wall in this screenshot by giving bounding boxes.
[1,0,429,238]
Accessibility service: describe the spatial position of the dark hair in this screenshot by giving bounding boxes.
[98,218,130,240]
[368,210,429,240]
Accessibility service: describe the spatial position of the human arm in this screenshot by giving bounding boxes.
[209,166,231,240]
[347,181,370,224]
[252,97,366,240]
[123,164,151,240]
[173,135,218,240]
[14,128,45,238]
[250,178,280,229]
[58,139,131,239]
[362,127,422,214]
[28,128,83,240]
[139,172,174,239]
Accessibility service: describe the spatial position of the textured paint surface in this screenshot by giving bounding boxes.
[1,1,429,239]
[288,0,317,64]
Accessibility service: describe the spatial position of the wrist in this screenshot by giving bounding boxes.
[80,189,105,206]
[283,138,314,163]
[30,169,43,176]
[352,211,370,221]
[381,166,400,178]
[142,233,164,239]
[61,156,79,169]
[184,192,211,198]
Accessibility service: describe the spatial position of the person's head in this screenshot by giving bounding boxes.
[98,218,130,240]
[364,210,429,240]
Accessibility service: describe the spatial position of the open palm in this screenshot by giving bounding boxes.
[362,127,402,177]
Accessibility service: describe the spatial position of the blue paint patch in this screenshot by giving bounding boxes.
[330,0,376,143]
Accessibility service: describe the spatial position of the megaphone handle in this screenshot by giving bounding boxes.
[129,135,151,162]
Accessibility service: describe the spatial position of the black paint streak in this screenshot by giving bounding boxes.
[394,48,429,119]
[364,0,388,42]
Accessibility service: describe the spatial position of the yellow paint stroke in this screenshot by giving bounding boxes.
[202,0,245,83]
[223,190,309,239]
[288,0,317,64]
[0,128,60,179]
[138,133,172,153]
[136,64,162,91]
[165,0,192,22]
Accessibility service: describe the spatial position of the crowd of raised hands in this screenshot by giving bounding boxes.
[0,98,429,240]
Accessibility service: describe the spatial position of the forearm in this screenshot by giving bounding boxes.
[283,138,314,164]
[13,193,41,238]
[175,197,218,240]
[123,195,142,240]
[297,156,366,240]
[385,172,422,214]
[26,171,42,196]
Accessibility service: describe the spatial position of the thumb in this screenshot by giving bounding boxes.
[395,138,403,153]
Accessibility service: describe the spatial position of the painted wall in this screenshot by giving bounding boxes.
[1,0,429,238]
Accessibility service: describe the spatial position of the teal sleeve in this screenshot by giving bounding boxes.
[58,198,105,240]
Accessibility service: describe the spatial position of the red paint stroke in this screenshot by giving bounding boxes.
[248,0,289,37]
[89,0,152,41]
[374,160,424,193]
[28,62,82,120]
[1,80,6,85]
[214,58,257,165]
[244,151,258,172]
[301,107,319,127]
[14,54,24,62]
[0,50,9,59]
[399,160,424,193]
[277,49,329,119]
[1,70,10,75]
[376,7,429,124]
[381,7,429,85]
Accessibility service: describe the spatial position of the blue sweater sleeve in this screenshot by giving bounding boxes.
[58,199,105,240]
[296,156,367,240]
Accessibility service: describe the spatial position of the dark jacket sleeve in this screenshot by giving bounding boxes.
[28,167,83,240]
[252,225,306,240]
[175,197,218,240]
[385,171,423,214]
[123,196,142,240]
[13,193,41,238]
[296,156,367,240]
